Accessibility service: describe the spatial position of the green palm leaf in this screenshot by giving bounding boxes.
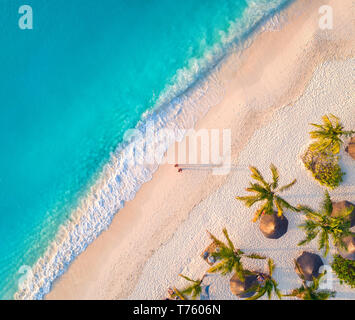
[245,259,280,300]
[309,114,354,154]
[285,272,336,300]
[206,228,266,280]
[245,253,266,260]
[178,274,204,299]
[267,258,275,276]
[270,164,279,189]
[249,166,268,188]
[278,179,297,193]
[222,228,235,251]
[236,165,297,222]
[322,191,333,215]
[298,191,352,257]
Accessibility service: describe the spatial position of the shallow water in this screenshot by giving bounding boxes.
[0,0,289,299]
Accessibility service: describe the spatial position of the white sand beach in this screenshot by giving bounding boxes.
[47,0,355,300]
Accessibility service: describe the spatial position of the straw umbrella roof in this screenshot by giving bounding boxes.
[230,273,258,298]
[331,201,355,227]
[346,137,355,160]
[295,251,323,281]
[337,236,355,261]
[259,212,288,239]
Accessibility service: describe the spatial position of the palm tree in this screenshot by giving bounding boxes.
[298,191,355,257]
[236,164,298,222]
[309,114,354,154]
[284,271,336,300]
[246,259,281,300]
[171,287,187,300]
[207,228,265,281]
[177,274,205,300]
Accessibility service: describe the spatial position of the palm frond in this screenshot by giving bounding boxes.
[249,166,269,188]
[267,259,275,276]
[298,226,319,246]
[233,262,245,282]
[252,202,269,222]
[246,183,268,194]
[274,197,284,217]
[294,260,306,281]
[297,205,316,216]
[309,114,354,154]
[237,165,297,222]
[271,279,282,299]
[246,287,266,300]
[270,164,279,189]
[222,228,235,251]
[338,205,355,219]
[278,179,297,193]
[287,271,336,300]
[173,287,187,300]
[275,196,298,212]
[235,195,261,207]
[245,253,266,260]
[322,191,333,215]
[179,274,198,284]
[344,130,355,137]
[319,230,330,257]
[207,260,228,274]
[207,231,225,248]
[298,192,351,257]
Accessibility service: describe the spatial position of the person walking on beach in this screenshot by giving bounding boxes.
[175,164,183,173]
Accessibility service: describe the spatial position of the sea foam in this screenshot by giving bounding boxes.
[15,0,293,300]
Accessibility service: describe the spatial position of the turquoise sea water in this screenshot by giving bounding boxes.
[0,0,290,299]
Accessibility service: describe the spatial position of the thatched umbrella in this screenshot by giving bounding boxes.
[295,252,323,281]
[337,236,355,261]
[331,201,355,227]
[259,212,288,239]
[230,273,258,298]
[345,137,355,160]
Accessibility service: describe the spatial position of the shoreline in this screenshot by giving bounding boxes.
[47,0,354,300]
[14,0,294,301]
